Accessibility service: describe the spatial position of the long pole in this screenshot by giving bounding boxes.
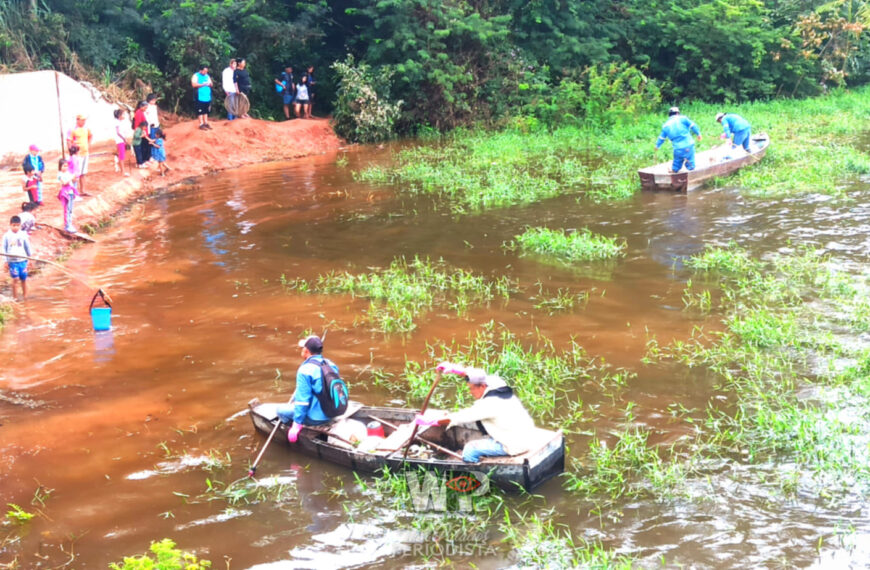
[0,251,107,296]
[401,369,442,460]
[248,399,293,477]
[55,71,66,160]
[248,420,282,477]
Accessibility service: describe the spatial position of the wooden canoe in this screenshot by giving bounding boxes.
[638,133,770,192]
[248,399,565,492]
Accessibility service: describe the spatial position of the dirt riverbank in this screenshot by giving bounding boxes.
[0,116,344,298]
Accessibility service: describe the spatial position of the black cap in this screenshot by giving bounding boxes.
[298,335,323,353]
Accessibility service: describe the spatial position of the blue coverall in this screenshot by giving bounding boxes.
[721,114,752,152]
[655,115,701,172]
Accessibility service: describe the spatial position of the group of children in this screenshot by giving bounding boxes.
[9,100,174,301]
[22,143,82,234]
[129,97,171,176]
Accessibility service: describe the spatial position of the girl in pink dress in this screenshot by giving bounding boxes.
[57,158,80,233]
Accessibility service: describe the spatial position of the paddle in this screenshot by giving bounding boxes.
[401,368,442,461]
[248,400,292,478]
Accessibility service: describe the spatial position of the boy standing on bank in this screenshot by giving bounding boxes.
[3,215,32,301]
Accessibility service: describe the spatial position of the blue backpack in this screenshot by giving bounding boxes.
[315,359,349,417]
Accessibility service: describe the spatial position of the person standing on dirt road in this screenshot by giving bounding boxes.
[275,65,296,120]
[191,64,214,130]
[144,93,162,165]
[65,114,93,195]
[222,58,238,120]
[233,58,252,118]
[303,66,316,118]
[21,144,44,205]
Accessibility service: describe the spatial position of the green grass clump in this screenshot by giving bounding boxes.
[561,402,692,504]
[532,285,589,314]
[684,242,759,274]
[288,257,514,333]
[354,127,616,211]
[109,538,211,569]
[511,227,625,262]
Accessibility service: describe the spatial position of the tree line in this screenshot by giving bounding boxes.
[1,0,868,137]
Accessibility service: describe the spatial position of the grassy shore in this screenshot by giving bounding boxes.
[356,87,870,209]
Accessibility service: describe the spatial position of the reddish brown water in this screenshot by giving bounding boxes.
[1,147,869,568]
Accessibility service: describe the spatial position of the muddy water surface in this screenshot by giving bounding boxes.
[1,146,869,568]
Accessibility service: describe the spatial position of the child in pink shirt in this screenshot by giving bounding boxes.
[57,158,80,233]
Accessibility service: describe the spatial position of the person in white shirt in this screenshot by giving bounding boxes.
[144,93,160,142]
[417,363,537,463]
[113,109,131,177]
[3,215,32,300]
[222,58,238,120]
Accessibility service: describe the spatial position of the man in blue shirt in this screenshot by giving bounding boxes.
[716,112,752,152]
[655,107,702,173]
[190,64,213,131]
[279,335,340,442]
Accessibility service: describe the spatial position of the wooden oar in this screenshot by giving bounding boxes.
[401,369,442,461]
[370,414,462,460]
[248,400,292,478]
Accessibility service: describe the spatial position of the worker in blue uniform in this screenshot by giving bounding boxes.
[716,112,752,152]
[655,107,702,173]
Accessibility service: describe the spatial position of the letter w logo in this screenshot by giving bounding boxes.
[405,471,446,511]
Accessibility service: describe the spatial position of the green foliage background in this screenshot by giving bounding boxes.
[2,0,870,130]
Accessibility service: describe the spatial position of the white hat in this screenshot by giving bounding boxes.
[463,367,488,385]
[668,106,680,116]
[715,112,725,122]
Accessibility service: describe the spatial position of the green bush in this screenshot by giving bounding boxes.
[524,63,661,129]
[330,55,402,143]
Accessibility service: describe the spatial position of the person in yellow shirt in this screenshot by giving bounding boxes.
[66,114,93,195]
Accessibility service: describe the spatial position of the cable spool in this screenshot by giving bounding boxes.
[224,92,250,117]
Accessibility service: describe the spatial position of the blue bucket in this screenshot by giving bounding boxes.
[89,290,112,331]
[91,307,112,331]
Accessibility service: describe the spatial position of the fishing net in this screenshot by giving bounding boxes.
[224,93,250,117]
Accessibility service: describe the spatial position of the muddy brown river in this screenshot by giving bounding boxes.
[1,145,869,568]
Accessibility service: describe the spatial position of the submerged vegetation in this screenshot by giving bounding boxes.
[342,467,635,568]
[649,244,870,500]
[282,257,513,333]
